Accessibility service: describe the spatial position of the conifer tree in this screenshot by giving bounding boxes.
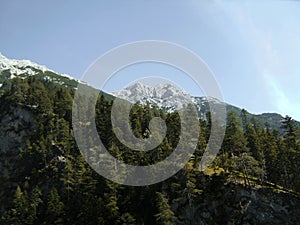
[155,192,177,225]
[245,123,262,163]
[222,111,248,156]
[46,187,65,224]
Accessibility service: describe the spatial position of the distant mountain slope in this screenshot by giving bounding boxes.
[1,53,298,133]
[0,54,299,224]
[112,82,300,133]
[113,82,196,112]
[0,53,80,90]
[0,53,115,102]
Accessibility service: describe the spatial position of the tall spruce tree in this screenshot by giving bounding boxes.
[155,192,177,225]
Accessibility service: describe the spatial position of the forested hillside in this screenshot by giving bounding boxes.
[0,77,299,224]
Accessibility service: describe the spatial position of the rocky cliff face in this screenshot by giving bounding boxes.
[0,105,37,212]
[168,174,300,225]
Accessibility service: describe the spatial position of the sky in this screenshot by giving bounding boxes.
[1,1,300,120]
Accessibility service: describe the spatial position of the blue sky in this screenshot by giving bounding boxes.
[1,1,300,120]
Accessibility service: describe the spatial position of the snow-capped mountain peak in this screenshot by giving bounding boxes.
[0,53,53,77]
[112,82,195,112]
[113,82,191,99]
[0,53,77,82]
[111,81,227,121]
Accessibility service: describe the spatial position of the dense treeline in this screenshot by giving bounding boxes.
[0,78,299,224]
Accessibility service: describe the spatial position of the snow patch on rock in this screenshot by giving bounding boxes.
[0,53,78,82]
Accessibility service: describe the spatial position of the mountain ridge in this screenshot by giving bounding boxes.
[112,81,300,132]
[0,53,84,92]
[0,53,299,224]
[0,53,77,82]
[1,53,299,131]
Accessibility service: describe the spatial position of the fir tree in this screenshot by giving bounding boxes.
[155,192,177,225]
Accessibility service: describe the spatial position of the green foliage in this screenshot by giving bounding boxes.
[46,187,64,224]
[155,192,177,225]
[222,111,249,156]
[2,186,42,225]
[0,77,299,224]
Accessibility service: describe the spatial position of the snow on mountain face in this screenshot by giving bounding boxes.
[112,82,227,123]
[0,53,50,78]
[0,53,77,81]
[112,82,198,112]
[113,82,191,100]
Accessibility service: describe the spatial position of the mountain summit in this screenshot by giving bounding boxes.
[112,81,226,117]
[0,53,79,90]
[112,82,195,111]
[0,53,53,77]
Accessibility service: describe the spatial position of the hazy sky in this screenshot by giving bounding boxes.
[1,1,300,120]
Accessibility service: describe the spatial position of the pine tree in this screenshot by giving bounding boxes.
[261,127,280,184]
[27,186,43,224]
[46,187,65,224]
[102,180,121,224]
[240,109,249,131]
[281,116,300,190]
[282,116,297,150]
[155,192,177,225]
[222,111,248,156]
[2,186,26,224]
[245,123,262,163]
[1,185,39,225]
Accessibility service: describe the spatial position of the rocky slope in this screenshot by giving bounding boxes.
[172,174,300,225]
